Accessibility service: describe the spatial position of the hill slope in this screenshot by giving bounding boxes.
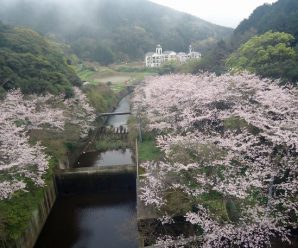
[186,0,298,78]
[0,0,233,62]
[0,22,81,95]
[232,0,298,46]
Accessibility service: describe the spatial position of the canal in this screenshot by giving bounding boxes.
[34,95,138,248]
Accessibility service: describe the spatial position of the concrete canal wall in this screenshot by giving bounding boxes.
[11,165,136,248]
[56,165,136,195]
[10,178,57,248]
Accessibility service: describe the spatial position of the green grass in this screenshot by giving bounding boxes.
[138,139,162,162]
[163,190,193,215]
[0,189,44,240]
[110,82,128,93]
[95,75,131,83]
[29,123,82,161]
[0,158,57,241]
[75,62,156,93]
[96,139,128,151]
[114,64,158,74]
[197,191,229,222]
[77,69,96,81]
[83,83,117,112]
[95,133,130,151]
[224,116,260,135]
[160,188,232,221]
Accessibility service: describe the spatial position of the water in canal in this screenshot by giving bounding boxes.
[107,95,130,128]
[34,192,137,248]
[76,94,132,168]
[76,149,133,167]
[35,95,137,248]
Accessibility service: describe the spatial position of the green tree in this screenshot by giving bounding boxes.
[226,31,298,84]
[233,0,298,46]
[177,40,232,75]
[158,61,178,75]
[0,25,81,95]
[93,44,115,65]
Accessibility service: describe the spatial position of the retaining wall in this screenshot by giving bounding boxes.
[10,178,57,248]
[56,165,136,195]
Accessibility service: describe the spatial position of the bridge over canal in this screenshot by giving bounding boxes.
[97,111,131,117]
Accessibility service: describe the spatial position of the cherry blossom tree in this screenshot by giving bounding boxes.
[133,73,298,247]
[64,87,96,138]
[0,87,96,199]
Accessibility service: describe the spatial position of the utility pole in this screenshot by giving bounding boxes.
[137,107,143,143]
[1,79,10,87]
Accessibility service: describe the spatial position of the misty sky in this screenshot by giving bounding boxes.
[0,0,278,28]
[150,0,278,27]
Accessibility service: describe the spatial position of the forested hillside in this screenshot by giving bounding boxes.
[227,31,298,83]
[182,0,298,84]
[233,0,298,46]
[0,22,81,96]
[0,0,232,63]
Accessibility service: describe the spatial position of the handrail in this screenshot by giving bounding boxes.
[97,112,131,116]
[136,138,139,180]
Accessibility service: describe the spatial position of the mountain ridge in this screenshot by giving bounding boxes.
[0,0,233,62]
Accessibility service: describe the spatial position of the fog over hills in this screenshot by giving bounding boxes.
[0,0,233,61]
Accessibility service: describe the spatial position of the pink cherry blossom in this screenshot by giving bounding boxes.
[133,73,298,247]
[0,87,96,199]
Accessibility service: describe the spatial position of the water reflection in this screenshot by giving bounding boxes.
[34,192,137,248]
[76,149,133,167]
[107,95,130,128]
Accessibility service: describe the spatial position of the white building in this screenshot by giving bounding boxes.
[145,44,201,67]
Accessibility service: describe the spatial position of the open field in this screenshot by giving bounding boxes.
[74,61,156,92]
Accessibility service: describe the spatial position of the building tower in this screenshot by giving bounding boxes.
[156,44,162,55]
[189,44,192,54]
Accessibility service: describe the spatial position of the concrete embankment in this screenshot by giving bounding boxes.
[11,178,57,248]
[56,165,136,195]
[14,165,136,248]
